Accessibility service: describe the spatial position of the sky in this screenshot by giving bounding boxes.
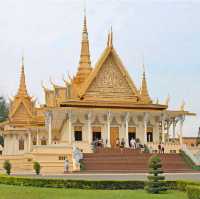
[0,0,199,137]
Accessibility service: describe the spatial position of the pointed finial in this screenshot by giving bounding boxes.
[156,98,159,104]
[140,61,152,104]
[180,100,185,111]
[110,26,113,47]
[165,94,170,106]
[107,31,110,47]
[22,55,24,66]
[17,56,28,96]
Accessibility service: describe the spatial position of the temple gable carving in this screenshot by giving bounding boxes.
[84,54,138,101]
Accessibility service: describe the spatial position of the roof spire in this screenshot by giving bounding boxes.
[17,56,29,97]
[140,61,152,104]
[75,10,92,84]
[109,26,113,47]
[107,31,110,47]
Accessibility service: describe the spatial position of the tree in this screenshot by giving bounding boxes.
[3,160,11,175]
[145,155,167,194]
[0,96,9,147]
[33,162,41,175]
[0,96,9,123]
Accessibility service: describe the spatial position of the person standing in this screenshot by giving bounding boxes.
[158,143,161,154]
[130,138,136,149]
[120,138,125,148]
[161,143,165,154]
[64,158,68,173]
[116,138,120,148]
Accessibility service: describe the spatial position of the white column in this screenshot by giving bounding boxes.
[107,111,111,147]
[172,119,176,139]
[28,131,31,152]
[179,116,185,146]
[36,129,39,145]
[88,112,92,145]
[47,111,52,145]
[161,119,165,143]
[68,111,72,144]
[125,113,129,147]
[143,113,148,144]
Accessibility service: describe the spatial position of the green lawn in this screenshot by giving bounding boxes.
[0,184,187,199]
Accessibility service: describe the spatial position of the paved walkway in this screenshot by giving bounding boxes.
[12,172,200,181]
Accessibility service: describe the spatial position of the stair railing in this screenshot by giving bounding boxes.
[181,145,200,166]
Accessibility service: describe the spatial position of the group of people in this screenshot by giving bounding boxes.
[115,138,126,148]
[158,143,165,154]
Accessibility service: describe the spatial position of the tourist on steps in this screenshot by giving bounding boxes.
[130,138,136,149]
[120,138,125,149]
[161,143,165,154]
[64,159,68,173]
[116,138,120,148]
[158,143,161,153]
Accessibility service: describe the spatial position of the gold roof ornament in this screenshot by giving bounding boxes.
[180,100,186,111]
[140,63,152,104]
[74,11,92,84]
[17,56,29,97]
[9,57,36,124]
[165,94,170,106]
[78,30,140,100]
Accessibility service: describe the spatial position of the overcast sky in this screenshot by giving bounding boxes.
[0,0,199,137]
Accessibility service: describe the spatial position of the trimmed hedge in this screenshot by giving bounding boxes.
[0,175,145,190]
[186,185,200,199]
[0,175,198,191]
[176,180,200,191]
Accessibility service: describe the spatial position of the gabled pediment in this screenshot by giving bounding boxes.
[10,98,33,120]
[79,47,140,102]
[11,101,32,122]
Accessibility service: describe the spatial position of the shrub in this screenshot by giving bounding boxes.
[80,160,85,171]
[176,180,200,191]
[187,185,200,199]
[3,160,11,175]
[145,155,167,194]
[0,175,145,190]
[33,162,40,175]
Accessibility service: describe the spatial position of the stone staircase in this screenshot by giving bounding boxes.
[82,148,193,173]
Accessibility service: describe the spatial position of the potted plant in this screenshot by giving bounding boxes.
[33,161,41,175]
[3,160,11,175]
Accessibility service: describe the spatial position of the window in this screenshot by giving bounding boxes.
[74,126,82,141]
[19,138,24,150]
[41,137,47,145]
[32,136,37,145]
[74,131,82,141]
[93,132,101,141]
[147,132,153,142]
[128,132,136,147]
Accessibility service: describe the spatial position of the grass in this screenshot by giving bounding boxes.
[0,184,187,199]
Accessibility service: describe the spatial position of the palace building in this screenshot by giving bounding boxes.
[0,14,195,173]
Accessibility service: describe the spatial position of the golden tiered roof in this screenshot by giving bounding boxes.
[73,13,92,85]
[9,57,44,127]
[41,16,167,111]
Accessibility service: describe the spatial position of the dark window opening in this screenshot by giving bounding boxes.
[147,132,153,142]
[75,131,82,141]
[19,138,24,150]
[128,132,136,147]
[41,137,47,145]
[93,132,101,141]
